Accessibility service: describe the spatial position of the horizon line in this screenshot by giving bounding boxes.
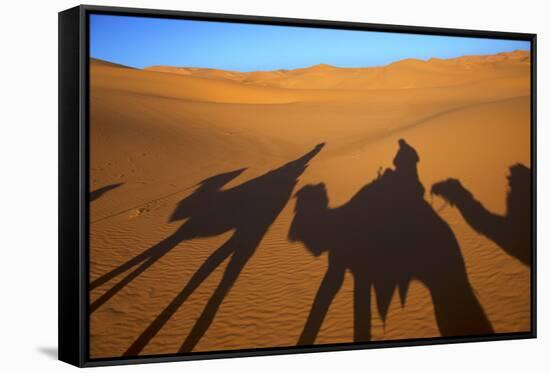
[90,48,530,73]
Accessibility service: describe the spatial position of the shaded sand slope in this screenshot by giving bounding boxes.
[89,52,531,357]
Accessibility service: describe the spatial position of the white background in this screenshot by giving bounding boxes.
[0,0,547,371]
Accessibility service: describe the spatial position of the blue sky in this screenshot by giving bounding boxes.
[90,14,530,72]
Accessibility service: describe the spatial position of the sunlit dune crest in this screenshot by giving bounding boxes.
[133,49,530,90]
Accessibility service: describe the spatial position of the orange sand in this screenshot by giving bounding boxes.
[89,50,531,358]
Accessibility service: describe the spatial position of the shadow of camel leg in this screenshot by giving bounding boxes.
[178,248,256,353]
[429,272,494,336]
[353,272,372,342]
[123,235,238,357]
[91,255,158,313]
[90,227,189,290]
[90,247,155,290]
[298,265,345,346]
[90,232,190,313]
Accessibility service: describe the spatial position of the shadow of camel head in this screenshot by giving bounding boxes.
[168,168,246,222]
[430,162,531,266]
[508,163,530,192]
[431,163,531,207]
[430,178,470,206]
[289,183,329,257]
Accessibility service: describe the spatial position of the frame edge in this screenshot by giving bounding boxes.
[62,4,537,367]
[59,5,86,368]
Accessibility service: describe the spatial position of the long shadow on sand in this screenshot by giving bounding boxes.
[289,139,494,345]
[89,143,324,354]
[90,183,123,202]
[431,164,531,266]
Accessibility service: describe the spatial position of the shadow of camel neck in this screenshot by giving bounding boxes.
[431,165,531,266]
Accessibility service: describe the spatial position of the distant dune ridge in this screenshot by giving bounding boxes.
[89,49,531,358]
[142,49,529,90]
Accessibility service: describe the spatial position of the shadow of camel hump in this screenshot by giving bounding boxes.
[105,143,325,356]
[431,163,531,266]
[289,139,493,345]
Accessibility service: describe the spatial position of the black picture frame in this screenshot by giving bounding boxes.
[59,4,537,367]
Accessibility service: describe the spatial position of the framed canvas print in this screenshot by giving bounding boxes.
[58,5,537,367]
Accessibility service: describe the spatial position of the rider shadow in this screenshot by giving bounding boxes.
[431,164,531,266]
[89,143,325,355]
[289,139,494,345]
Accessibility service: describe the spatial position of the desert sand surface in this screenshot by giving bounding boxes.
[89,50,531,358]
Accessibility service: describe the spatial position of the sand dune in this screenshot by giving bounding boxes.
[89,51,531,358]
[144,49,529,90]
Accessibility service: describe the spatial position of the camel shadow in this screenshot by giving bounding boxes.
[89,170,247,313]
[89,143,325,355]
[431,164,531,266]
[289,139,493,345]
